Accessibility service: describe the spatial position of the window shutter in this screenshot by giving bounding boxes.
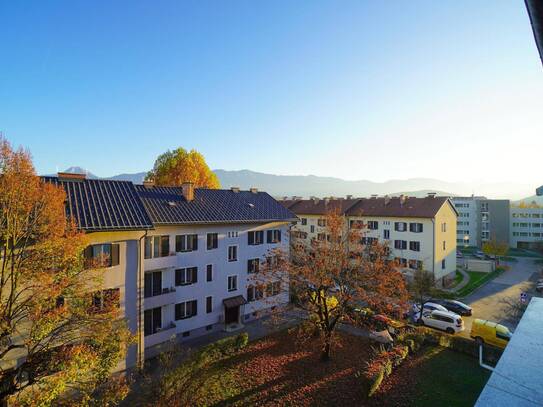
[111,244,120,266]
[175,269,181,286]
[267,230,272,243]
[193,235,198,251]
[277,230,282,242]
[193,300,198,316]
[193,267,198,283]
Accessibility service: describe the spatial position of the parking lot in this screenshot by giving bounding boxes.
[459,256,541,336]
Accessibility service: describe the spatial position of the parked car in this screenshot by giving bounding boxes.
[412,302,447,322]
[536,279,543,293]
[430,299,473,316]
[456,250,463,258]
[474,250,485,260]
[419,310,464,334]
[470,319,512,349]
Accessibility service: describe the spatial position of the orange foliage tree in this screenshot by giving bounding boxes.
[146,148,220,188]
[0,137,131,405]
[259,211,408,361]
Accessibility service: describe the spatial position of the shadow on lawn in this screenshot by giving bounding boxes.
[211,332,374,407]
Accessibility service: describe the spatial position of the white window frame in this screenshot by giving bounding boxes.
[228,275,238,292]
[228,245,238,262]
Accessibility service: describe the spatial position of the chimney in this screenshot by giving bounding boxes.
[250,187,258,194]
[324,197,330,205]
[312,197,319,204]
[346,195,353,200]
[182,182,194,201]
[370,194,378,199]
[58,172,86,181]
[400,194,407,206]
[427,192,436,198]
[143,179,155,188]
[231,186,240,193]
[384,195,390,206]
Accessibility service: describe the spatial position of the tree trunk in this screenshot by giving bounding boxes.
[321,332,332,361]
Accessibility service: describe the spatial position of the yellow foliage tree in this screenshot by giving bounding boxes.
[482,239,509,264]
[146,148,220,189]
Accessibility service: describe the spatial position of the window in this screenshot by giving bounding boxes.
[362,237,377,245]
[442,241,446,250]
[318,219,326,227]
[176,234,198,252]
[144,271,162,298]
[310,225,315,233]
[441,259,446,269]
[266,255,278,270]
[247,285,255,302]
[394,240,407,250]
[206,324,213,331]
[227,231,239,238]
[144,237,152,259]
[228,245,238,262]
[409,223,423,233]
[496,331,511,341]
[84,243,120,268]
[206,264,213,282]
[301,218,307,225]
[248,231,264,245]
[144,307,161,336]
[383,229,390,240]
[367,221,378,230]
[408,260,422,270]
[267,229,281,243]
[182,331,191,337]
[206,296,213,313]
[441,223,447,232]
[266,281,281,297]
[150,236,170,258]
[90,288,120,313]
[395,257,407,267]
[317,233,326,241]
[247,258,260,274]
[394,222,407,232]
[228,275,238,291]
[175,267,198,286]
[350,220,364,229]
[175,300,197,320]
[207,233,218,250]
[409,241,420,252]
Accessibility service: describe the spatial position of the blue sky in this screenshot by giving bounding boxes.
[1,1,542,185]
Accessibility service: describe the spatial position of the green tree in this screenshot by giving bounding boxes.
[482,239,509,264]
[146,148,220,188]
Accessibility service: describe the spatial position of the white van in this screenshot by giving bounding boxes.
[420,310,464,334]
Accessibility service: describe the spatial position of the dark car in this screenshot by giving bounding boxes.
[430,299,472,316]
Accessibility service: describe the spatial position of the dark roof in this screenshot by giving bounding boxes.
[281,196,454,219]
[526,0,543,66]
[42,176,154,231]
[134,185,297,225]
[223,295,247,308]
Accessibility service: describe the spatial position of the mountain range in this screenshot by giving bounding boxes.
[51,167,538,201]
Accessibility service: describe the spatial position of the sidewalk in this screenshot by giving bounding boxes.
[443,268,470,293]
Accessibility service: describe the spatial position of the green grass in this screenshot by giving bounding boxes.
[452,271,463,287]
[413,347,490,407]
[455,268,505,298]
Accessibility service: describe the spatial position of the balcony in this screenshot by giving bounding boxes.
[144,287,177,310]
[144,322,177,348]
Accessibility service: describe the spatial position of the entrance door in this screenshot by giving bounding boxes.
[225,305,239,324]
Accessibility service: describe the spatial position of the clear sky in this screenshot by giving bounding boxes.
[1,1,542,185]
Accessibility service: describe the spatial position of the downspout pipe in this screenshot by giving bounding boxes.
[137,230,148,370]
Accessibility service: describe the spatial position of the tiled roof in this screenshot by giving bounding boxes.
[135,185,297,225]
[42,176,154,231]
[281,196,453,219]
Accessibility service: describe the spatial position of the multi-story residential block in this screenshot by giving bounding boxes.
[281,194,458,287]
[451,196,510,248]
[43,173,296,369]
[510,205,543,249]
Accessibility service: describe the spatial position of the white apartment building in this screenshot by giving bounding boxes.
[451,196,510,248]
[510,205,543,249]
[44,174,296,369]
[281,194,458,287]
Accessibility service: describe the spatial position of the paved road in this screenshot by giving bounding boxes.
[459,257,541,336]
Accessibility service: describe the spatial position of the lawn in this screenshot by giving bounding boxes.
[455,268,505,298]
[150,330,374,406]
[370,347,490,407]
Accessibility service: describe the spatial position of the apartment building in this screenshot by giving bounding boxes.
[43,173,296,369]
[451,196,510,248]
[510,205,543,249]
[281,194,458,287]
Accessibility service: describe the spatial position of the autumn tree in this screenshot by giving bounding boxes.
[409,268,437,322]
[146,148,220,188]
[482,239,509,264]
[0,137,131,406]
[259,211,408,361]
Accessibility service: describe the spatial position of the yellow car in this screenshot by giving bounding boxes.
[470,319,512,349]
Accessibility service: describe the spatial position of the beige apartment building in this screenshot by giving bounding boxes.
[280,194,458,287]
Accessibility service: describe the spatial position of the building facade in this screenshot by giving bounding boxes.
[44,173,296,369]
[451,196,510,248]
[281,194,458,287]
[510,205,543,249]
